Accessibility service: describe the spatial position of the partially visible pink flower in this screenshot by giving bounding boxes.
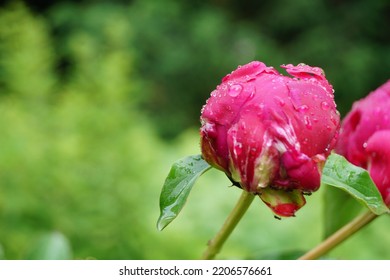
[336,80,390,205]
[200,61,340,217]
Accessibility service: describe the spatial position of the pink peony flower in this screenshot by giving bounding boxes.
[200,61,340,217]
[336,80,390,205]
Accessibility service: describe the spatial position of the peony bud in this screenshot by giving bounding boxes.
[336,80,390,205]
[200,61,340,217]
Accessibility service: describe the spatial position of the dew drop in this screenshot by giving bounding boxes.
[304,116,312,129]
[298,105,309,113]
[228,84,243,97]
[252,61,261,68]
[274,96,286,107]
[363,142,368,149]
[330,116,338,126]
[245,75,256,82]
[321,101,330,111]
[222,74,231,82]
[234,142,243,156]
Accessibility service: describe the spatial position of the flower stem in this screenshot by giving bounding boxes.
[298,210,378,260]
[201,190,255,260]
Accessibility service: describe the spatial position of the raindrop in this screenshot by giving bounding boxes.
[222,74,231,82]
[304,116,312,129]
[234,142,243,156]
[331,116,338,126]
[228,84,243,97]
[298,105,309,113]
[363,142,368,149]
[321,101,330,110]
[274,96,285,107]
[252,61,261,68]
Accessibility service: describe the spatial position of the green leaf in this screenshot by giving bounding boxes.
[25,231,73,260]
[321,153,389,216]
[157,155,211,231]
[323,186,363,238]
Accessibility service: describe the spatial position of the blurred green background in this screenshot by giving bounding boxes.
[0,0,389,260]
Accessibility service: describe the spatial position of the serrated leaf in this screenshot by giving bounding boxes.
[321,153,389,216]
[157,155,211,231]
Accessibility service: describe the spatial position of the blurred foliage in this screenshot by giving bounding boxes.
[25,231,73,260]
[0,0,389,259]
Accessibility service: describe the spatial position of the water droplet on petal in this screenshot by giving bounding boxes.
[235,142,243,156]
[274,96,286,107]
[298,105,309,113]
[252,61,261,68]
[222,74,231,82]
[321,101,330,110]
[228,84,243,97]
[363,142,368,149]
[304,116,312,129]
[330,116,338,126]
[245,75,256,82]
[325,146,330,153]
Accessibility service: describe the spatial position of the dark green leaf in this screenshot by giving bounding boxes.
[157,155,211,231]
[321,153,389,216]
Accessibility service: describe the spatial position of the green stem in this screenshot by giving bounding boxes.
[201,190,255,260]
[298,210,378,260]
